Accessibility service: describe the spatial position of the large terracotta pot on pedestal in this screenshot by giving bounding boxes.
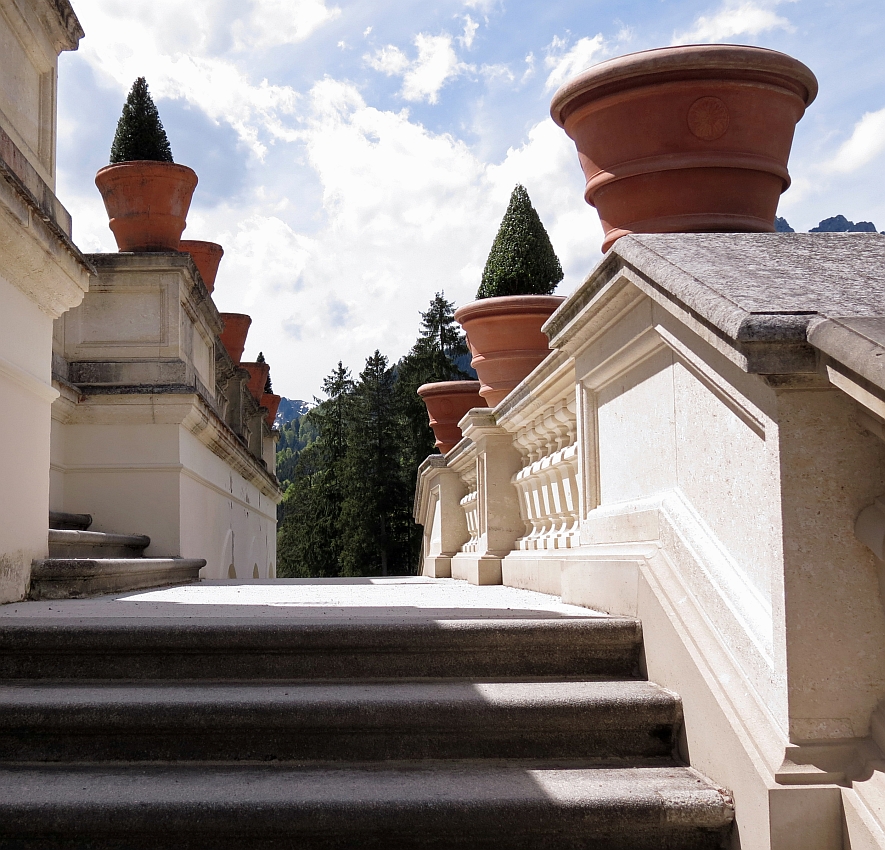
[417,381,484,454]
[262,393,282,427]
[219,313,251,365]
[550,45,818,252]
[180,240,224,292]
[242,362,270,403]
[95,161,198,252]
[454,296,565,408]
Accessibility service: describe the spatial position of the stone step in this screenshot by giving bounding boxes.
[0,679,680,763]
[0,617,642,681]
[28,559,205,601]
[0,763,734,849]
[48,511,92,531]
[48,529,151,559]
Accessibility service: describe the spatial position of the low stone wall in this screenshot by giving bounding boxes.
[414,233,885,849]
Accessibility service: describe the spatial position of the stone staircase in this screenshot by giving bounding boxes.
[0,608,734,848]
[30,511,205,599]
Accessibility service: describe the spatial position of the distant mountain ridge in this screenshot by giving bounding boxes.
[777,214,885,234]
[275,398,310,427]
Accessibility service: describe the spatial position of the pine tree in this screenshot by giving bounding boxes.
[396,292,472,489]
[110,77,174,164]
[276,363,354,577]
[339,352,409,577]
[477,184,563,299]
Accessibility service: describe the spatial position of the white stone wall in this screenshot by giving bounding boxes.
[0,0,87,602]
[51,415,277,579]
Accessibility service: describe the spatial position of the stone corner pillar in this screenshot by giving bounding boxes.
[451,410,523,586]
[414,454,468,578]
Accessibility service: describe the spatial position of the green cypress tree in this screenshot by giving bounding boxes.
[109,77,174,164]
[477,184,563,299]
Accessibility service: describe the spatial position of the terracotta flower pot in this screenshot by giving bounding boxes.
[417,381,484,454]
[219,313,251,365]
[262,393,282,427]
[454,296,565,408]
[95,160,198,252]
[242,362,270,403]
[180,240,224,292]
[550,45,818,252]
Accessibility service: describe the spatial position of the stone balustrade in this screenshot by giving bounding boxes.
[413,233,885,848]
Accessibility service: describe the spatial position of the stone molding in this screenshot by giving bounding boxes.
[0,147,92,317]
[52,388,282,501]
[0,349,59,403]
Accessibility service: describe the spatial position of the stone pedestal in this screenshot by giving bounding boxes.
[413,455,469,579]
[450,411,524,586]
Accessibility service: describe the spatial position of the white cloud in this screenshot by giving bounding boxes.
[480,64,515,84]
[544,34,606,91]
[366,33,471,104]
[60,2,604,400]
[232,0,341,50]
[827,108,885,174]
[459,15,479,49]
[672,1,793,44]
[402,35,465,103]
[203,80,599,397]
[366,45,411,76]
[463,0,498,12]
[70,0,315,158]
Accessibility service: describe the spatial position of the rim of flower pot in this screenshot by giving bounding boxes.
[417,380,482,398]
[550,44,818,128]
[180,239,224,253]
[454,294,565,324]
[95,160,199,183]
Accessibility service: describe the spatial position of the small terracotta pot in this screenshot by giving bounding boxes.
[417,381,484,454]
[550,45,818,252]
[242,362,270,403]
[262,393,282,427]
[219,313,251,365]
[95,161,199,252]
[454,295,565,408]
[180,240,224,292]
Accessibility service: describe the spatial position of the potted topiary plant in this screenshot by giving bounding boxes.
[95,77,198,252]
[454,185,565,407]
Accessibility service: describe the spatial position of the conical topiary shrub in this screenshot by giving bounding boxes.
[476,185,563,299]
[110,77,174,164]
[95,77,198,252]
[455,185,565,407]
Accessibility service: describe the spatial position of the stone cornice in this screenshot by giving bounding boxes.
[54,387,283,501]
[0,154,92,317]
[44,0,85,50]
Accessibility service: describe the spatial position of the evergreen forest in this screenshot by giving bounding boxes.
[276,293,473,577]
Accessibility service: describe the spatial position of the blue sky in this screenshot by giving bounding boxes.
[57,0,885,400]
